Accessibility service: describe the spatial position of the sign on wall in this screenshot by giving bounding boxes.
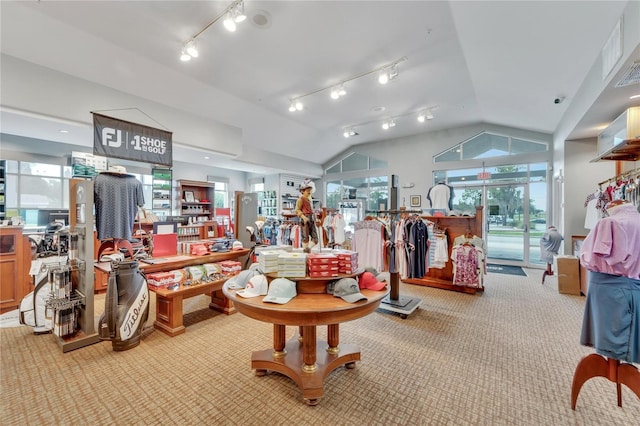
[93,112,173,166]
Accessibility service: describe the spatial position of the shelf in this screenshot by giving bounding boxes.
[178,180,215,222]
[152,167,172,217]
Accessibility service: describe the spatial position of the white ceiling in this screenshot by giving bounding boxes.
[1,1,639,175]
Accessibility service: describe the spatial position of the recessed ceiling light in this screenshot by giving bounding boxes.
[59,130,69,133]
[204,156,210,160]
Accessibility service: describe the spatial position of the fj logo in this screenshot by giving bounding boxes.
[102,127,123,148]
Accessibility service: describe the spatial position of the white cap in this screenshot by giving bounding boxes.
[232,241,244,250]
[263,278,297,304]
[237,274,268,298]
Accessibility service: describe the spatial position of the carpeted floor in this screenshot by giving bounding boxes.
[0,269,638,425]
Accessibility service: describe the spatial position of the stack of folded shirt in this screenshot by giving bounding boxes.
[334,250,359,274]
[277,252,308,277]
[307,253,339,278]
[258,249,286,273]
[146,271,179,288]
[219,260,242,275]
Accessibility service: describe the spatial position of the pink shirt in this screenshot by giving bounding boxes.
[580,203,640,279]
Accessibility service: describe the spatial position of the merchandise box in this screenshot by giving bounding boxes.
[555,255,581,295]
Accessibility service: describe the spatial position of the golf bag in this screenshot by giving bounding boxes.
[19,274,53,334]
[98,260,149,351]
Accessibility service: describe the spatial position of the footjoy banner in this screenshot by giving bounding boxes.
[93,113,173,166]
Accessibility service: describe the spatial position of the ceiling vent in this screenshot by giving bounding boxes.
[615,61,640,88]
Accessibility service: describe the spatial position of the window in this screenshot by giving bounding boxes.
[325,152,388,175]
[324,176,388,210]
[207,177,229,208]
[434,132,549,163]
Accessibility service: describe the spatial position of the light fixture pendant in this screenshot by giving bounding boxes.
[289,99,303,112]
[224,12,237,32]
[185,41,198,58]
[234,1,247,22]
[180,49,192,62]
[378,70,390,85]
[343,128,357,138]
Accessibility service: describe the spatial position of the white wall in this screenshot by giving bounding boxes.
[563,139,615,250]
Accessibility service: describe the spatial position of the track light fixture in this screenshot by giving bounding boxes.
[330,84,347,100]
[417,109,434,123]
[179,0,246,61]
[378,64,399,85]
[287,56,407,112]
[288,99,304,112]
[382,119,396,130]
[343,128,358,138]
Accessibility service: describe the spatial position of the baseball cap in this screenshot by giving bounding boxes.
[359,272,387,291]
[237,274,268,298]
[211,242,229,253]
[226,269,257,290]
[332,278,367,303]
[232,241,244,250]
[263,278,297,304]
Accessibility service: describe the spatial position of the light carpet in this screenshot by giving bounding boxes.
[1,269,638,425]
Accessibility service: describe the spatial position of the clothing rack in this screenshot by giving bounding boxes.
[597,167,639,187]
[364,209,422,318]
[403,206,484,294]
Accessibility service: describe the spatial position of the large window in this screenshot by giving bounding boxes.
[5,159,155,226]
[325,176,389,211]
[207,176,229,208]
[434,132,548,163]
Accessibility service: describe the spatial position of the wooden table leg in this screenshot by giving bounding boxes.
[301,325,317,372]
[273,324,286,358]
[327,324,339,354]
[153,293,186,336]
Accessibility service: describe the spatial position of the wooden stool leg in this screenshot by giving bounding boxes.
[571,353,609,410]
[618,363,640,404]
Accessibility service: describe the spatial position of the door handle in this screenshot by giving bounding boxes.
[524,224,528,233]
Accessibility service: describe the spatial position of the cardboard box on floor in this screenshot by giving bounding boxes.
[554,255,581,295]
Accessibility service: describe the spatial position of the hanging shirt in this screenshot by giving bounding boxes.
[94,172,145,241]
[580,203,640,280]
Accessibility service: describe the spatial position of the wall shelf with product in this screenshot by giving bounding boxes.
[258,190,278,218]
[178,180,215,223]
[151,167,172,220]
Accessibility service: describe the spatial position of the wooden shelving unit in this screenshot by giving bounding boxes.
[178,180,215,222]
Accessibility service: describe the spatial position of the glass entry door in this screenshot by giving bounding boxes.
[485,183,528,264]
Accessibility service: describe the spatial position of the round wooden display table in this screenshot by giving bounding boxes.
[223,281,388,405]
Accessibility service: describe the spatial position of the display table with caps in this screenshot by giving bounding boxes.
[94,249,249,336]
[222,279,388,405]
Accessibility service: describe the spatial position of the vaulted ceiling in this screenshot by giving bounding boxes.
[1,1,638,176]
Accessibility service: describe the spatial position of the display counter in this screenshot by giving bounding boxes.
[95,249,249,336]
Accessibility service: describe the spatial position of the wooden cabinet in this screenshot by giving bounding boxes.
[151,168,172,220]
[0,226,31,314]
[178,180,215,222]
